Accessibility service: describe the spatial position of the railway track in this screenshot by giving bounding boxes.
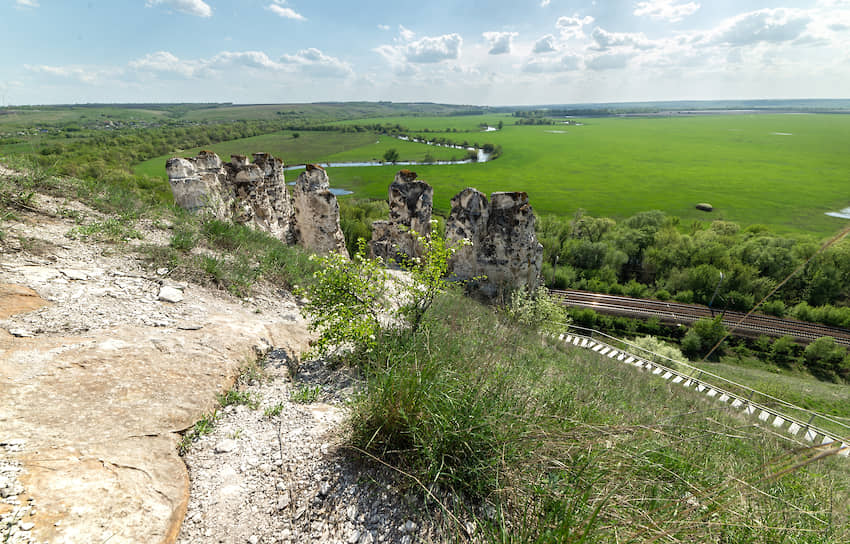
[549,289,850,347]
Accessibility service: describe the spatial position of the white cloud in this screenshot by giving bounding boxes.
[585,51,635,70]
[212,51,284,71]
[540,0,551,6]
[591,27,656,51]
[128,51,196,77]
[145,0,212,18]
[15,0,39,7]
[399,25,416,42]
[25,64,113,84]
[267,0,305,20]
[707,8,811,46]
[556,15,594,39]
[633,0,700,23]
[523,54,581,72]
[280,48,354,77]
[406,34,462,62]
[377,28,463,66]
[378,24,390,31]
[483,31,518,55]
[127,48,352,80]
[533,34,558,53]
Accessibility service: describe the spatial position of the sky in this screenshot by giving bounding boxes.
[1,0,849,106]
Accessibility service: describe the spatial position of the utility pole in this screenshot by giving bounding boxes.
[708,271,724,317]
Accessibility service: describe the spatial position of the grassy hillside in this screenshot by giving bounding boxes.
[344,290,850,542]
[5,131,850,541]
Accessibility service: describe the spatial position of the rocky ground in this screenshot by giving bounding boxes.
[0,169,465,543]
[176,354,454,544]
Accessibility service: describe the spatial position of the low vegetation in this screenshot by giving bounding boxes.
[5,103,850,541]
[302,239,850,542]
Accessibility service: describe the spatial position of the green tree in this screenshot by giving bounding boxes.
[383,148,400,163]
[298,240,390,358]
[769,335,798,367]
[803,337,850,381]
[682,317,727,360]
[299,225,467,359]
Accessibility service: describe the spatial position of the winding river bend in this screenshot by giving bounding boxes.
[283,133,495,172]
[284,130,497,195]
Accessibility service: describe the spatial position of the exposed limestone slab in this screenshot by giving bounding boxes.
[0,284,47,319]
[292,165,348,256]
[0,313,310,544]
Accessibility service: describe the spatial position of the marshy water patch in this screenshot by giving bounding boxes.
[771,132,793,136]
[826,207,850,220]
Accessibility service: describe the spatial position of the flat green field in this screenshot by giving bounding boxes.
[133,112,850,236]
[321,114,850,236]
[334,113,513,132]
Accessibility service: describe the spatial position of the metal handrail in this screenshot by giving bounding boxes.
[550,323,850,452]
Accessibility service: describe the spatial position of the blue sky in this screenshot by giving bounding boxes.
[1,0,848,105]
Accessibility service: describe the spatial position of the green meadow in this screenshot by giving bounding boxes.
[325,114,850,236]
[133,113,850,236]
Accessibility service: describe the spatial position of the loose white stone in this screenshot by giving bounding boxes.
[214,439,238,454]
[60,268,89,280]
[158,286,184,303]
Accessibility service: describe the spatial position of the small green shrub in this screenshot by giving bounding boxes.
[217,389,259,409]
[169,227,197,251]
[507,285,570,333]
[66,217,143,243]
[264,403,285,418]
[630,335,689,371]
[290,385,322,404]
[178,410,219,455]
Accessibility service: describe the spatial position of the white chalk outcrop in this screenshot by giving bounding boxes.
[369,170,433,264]
[292,164,348,256]
[446,189,543,300]
[166,152,346,255]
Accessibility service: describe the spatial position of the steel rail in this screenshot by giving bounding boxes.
[549,289,850,347]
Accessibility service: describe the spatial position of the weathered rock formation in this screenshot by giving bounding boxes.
[292,165,348,256]
[166,151,231,219]
[369,170,433,264]
[446,189,543,300]
[228,153,296,243]
[166,152,347,255]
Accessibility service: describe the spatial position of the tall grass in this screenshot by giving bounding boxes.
[348,292,850,542]
[146,218,319,296]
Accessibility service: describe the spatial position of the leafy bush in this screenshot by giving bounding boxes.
[803,337,850,382]
[769,335,799,367]
[299,239,390,359]
[630,335,689,370]
[507,286,570,334]
[682,317,727,360]
[299,227,466,359]
[761,299,786,317]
